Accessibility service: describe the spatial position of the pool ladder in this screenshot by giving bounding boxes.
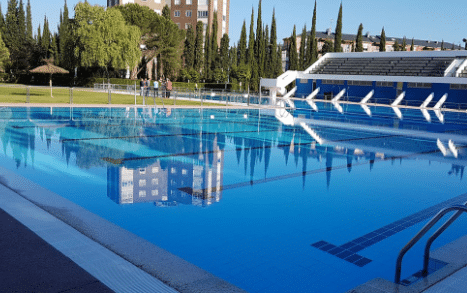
[395,203,467,284]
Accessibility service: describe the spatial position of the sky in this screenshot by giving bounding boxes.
[1,0,466,47]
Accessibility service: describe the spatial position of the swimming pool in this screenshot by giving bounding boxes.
[1,104,467,292]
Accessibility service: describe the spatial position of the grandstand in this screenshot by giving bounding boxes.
[261,51,467,109]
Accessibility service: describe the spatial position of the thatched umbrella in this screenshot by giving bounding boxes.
[30,63,69,98]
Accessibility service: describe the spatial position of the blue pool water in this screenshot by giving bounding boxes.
[1,104,467,292]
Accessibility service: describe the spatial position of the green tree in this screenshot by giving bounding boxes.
[268,9,278,76]
[441,40,445,51]
[411,38,414,51]
[393,40,400,51]
[41,16,51,58]
[4,0,20,50]
[193,21,204,73]
[379,27,386,52]
[356,23,363,52]
[59,0,75,70]
[307,0,318,66]
[74,3,141,77]
[0,4,4,35]
[210,12,219,71]
[238,21,247,65]
[254,0,264,77]
[402,37,407,51]
[288,25,298,70]
[264,24,270,77]
[247,7,255,66]
[26,0,32,41]
[275,45,283,76]
[334,3,343,52]
[184,25,195,69]
[229,45,238,84]
[204,24,211,79]
[162,5,170,20]
[0,32,10,70]
[299,25,306,70]
[219,33,229,71]
[321,39,334,55]
[17,0,26,40]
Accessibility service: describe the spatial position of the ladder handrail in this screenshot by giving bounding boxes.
[395,205,467,284]
[422,201,467,275]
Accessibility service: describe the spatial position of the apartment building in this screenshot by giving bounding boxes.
[170,0,229,45]
[107,0,168,15]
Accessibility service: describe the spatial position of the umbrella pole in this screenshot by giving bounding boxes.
[50,75,53,98]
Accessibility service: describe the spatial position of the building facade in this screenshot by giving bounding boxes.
[107,0,168,15]
[170,0,229,45]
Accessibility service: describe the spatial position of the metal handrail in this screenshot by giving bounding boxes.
[395,205,467,284]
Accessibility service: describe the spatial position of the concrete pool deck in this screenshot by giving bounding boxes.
[0,165,246,293]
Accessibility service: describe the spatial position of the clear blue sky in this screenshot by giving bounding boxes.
[1,0,466,47]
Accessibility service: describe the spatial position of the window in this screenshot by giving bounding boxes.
[174,10,180,17]
[299,79,308,84]
[321,79,344,85]
[186,10,192,17]
[171,167,177,174]
[174,0,180,4]
[151,189,159,196]
[176,23,180,28]
[139,168,146,174]
[450,84,467,90]
[154,9,161,15]
[198,11,208,18]
[139,190,146,197]
[139,179,146,187]
[347,80,373,86]
[407,83,432,88]
[152,167,159,173]
[152,178,159,185]
[182,169,187,175]
[186,0,192,4]
[198,0,207,5]
[154,0,161,3]
[185,23,191,29]
[376,81,393,87]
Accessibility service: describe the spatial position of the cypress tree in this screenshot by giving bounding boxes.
[402,37,407,51]
[254,0,264,78]
[4,0,19,49]
[289,25,298,70]
[51,33,58,62]
[410,38,414,51]
[441,40,445,51]
[26,0,33,41]
[59,0,74,69]
[393,40,400,51]
[264,24,270,77]
[299,25,306,70]
[184,25,195,69]
[356,23,363,52]
[204,24,211,79]
[247,7,255,66]
[0,32,10,70]
[275,45,283,76]
[0,4,4,35]
[193,21,204,73]
[36,25,41,45]
[210,12,219,70]
[18,0,26,40]
[379,27,386,52]
[269,9,278,76]
[41,16,51,58]
[162,5,170,20]
[220,33,229,71]
[238,20,247,65]
[307,0,318,66]
[334,2,343,52]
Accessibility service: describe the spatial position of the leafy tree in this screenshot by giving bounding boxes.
[235,63,251,90]
[4,0,20,50]
[401,37,407,51]
[288,25,298,70]
[334,3,343,52]
[74,2,141,78]
[379,27,386,52]
[0,4,4,35]
[321,39,334,55]
[307,0,318,66]
[299,25,306,70]
[0,32,10,71]
[393,40,399,51]
[162,5,170,20]
[355,23,363,52]
[238,21,247,65]
[184,25,195,69]
[193,21,204,73]
[410,38,414,51]
[26,0,32,41]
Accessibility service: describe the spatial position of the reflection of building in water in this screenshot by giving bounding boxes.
[107,138,224,207]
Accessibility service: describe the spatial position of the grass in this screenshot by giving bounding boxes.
[0,85,227,106]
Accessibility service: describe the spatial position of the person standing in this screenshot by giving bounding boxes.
[166,78,172,99]
[153,79,159,98]
[140,78,144,97]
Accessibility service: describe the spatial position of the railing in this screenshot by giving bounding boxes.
[395,204,467,284]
